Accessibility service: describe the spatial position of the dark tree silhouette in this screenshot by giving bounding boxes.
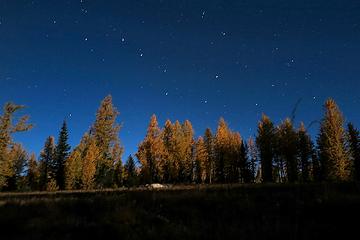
[55,121,70,190]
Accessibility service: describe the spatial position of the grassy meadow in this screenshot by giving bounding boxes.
[0,183,359,240]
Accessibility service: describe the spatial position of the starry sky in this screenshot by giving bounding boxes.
[0,0,359,159]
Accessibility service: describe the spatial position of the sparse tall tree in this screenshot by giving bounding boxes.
[317,99,350,181]
[312,143,321,182]
[204,128,215,183]
[298,123,313,182]
[54,121,70,190]
[277,119,299,183]
[248,137,257,183]
[38,136,56,191]
[230,132,242,183]
[256,114,275,183]
[0,103,32,189]
[348,123,360,181]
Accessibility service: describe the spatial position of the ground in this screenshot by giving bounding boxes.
[0,183,359,240]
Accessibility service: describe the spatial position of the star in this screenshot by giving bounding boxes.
[201,11,206,19]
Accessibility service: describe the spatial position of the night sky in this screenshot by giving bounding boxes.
[0,0,359,158]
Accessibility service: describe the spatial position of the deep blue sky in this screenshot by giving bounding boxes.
[0,0,359,159]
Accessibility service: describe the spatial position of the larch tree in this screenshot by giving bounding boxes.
[92,95,123,188]
[6,144,28,190]
[55,120,70,190]
[182,120,195,183]
[256,114,276,183]
[214,118,229,183]
[82,137,99,190]
[215,118,238,183]
[65,133,90,190]
[347,123,360,181]
[136,114,165,183]
[172,120,185,183]
[38,136,56,191]
[277,119,299,183]
[194,137,209,183]
[0,103,32,189]
[298,122,313,182]
[162,120,174,183]
[317,99,350,181]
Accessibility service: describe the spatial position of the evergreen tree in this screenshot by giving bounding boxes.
[38,136,56,191]
[298,122,313,182]
[82,137,99,190]
[27,153,39,191]
[54,120,70,190]
[124,155,137,187]
[256,114,275,183]
[347,123,360,181]
[317,99,350,181]
[0,103,32,189]
[92,95,123,188]
[136,114,165,183]
[277,119,298,183]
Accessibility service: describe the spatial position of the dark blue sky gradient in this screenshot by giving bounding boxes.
[0,0,359,159]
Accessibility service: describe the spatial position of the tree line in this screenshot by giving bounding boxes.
[0,96,359,191]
